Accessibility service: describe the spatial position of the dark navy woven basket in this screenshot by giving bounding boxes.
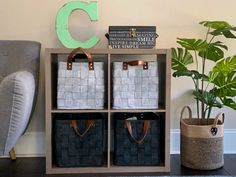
[114,112,161,166]
[53,113,104,167]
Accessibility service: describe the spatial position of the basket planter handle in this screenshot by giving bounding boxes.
[123,60,148,70]
[70,119,95,138]
[180,106,224,136]
[213,112,225,127]
[67,47,94,70]
[180,106,192,120]
[124,120,150,145]
[211,112,225,136]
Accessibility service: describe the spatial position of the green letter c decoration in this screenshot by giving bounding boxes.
[56,1,99,48]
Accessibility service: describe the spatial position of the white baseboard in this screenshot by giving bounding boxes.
[12,132,45,157]
[2,129,236,157]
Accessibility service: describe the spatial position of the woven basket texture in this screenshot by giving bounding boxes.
[180,118,224,170]
[57,61,105,109]
[54,113,104,167]
[114,112,161,166]
[112,61,159,109]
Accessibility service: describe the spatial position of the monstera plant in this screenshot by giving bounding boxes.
[172,21,236,120]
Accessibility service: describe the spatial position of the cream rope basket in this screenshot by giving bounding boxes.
[180,106,224,170]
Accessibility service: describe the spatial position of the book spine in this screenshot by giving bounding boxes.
[109,37,156,42]
[109,41,155,49]
[109,40,156,45]
[110,45,155,49]
[109,31,156,38]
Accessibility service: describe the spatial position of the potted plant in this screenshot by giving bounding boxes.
[171,21,236,170]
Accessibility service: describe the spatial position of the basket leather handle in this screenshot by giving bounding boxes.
[180,106,192,120]
[123,60,148,70]
[124,120,150,145]
[70,119,95,138]
[67,47,94,70]
[213,112,225,127]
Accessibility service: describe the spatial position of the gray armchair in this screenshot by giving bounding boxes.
[0,40,41,159]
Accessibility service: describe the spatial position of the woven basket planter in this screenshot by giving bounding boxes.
[180,106,224,170]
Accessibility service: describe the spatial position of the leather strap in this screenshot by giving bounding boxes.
[70,119,95,138]
[67,47,94,70]
[124,120,150,144]
[123,60,148,70]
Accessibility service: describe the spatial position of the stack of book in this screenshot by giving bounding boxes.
[107,26,158,49]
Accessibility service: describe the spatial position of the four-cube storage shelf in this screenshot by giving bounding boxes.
[45,48,171,174]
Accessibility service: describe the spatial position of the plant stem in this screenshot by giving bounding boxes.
[206,105,213,125]
[192,77,200,118]
[207,106,212,119]
[205,27,210,41]
[208,35,215,44]
[204,105,210,124]
[201,31,215,119]
[194,51,200,118]
[207,87,217,120]
[194,51,199,71]
[201,57,206,119]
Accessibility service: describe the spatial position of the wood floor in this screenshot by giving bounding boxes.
[0,155,236,177]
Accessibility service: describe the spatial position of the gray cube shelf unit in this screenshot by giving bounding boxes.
[45,48,171,174]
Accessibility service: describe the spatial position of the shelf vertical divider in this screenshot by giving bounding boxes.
[107,53,111,110]
[107,53,111,168]
[45,49,53,174]
[107,112,111,168]
[165,49,171,171]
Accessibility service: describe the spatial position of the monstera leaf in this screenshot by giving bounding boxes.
[171,47,193,71]
[200,21,236,38]
[198,41,227,62]
[221,98,236,110]
[210,73,236,97]
[209,56,236,97]
[176,38,207,51]
[173,70,208,80]
[212,56,236,75]
[177,38,227,62]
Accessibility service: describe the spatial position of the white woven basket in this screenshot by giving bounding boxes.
[57,48,104,109]
[112,60,159,109]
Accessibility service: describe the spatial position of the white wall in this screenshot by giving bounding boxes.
[0,0,236,155]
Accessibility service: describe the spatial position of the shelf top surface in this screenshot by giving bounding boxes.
[51,108,166,113]
[45,48,171,55]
